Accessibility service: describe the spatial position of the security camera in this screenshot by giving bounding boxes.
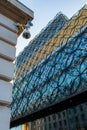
[15,21,33,39]
[22,29,31,39]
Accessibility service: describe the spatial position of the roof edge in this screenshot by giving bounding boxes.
[7,0,34,19]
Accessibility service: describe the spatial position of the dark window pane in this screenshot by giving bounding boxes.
[45,125,47,130]
[81,114,85,121]
[75,116,79,122]
[63,112,65,117]
[48,116,51,121]
[73,108,77,113]
[57,113,61,119]
[59,121,62,126]
[53,122,57,128]
[64,120,67,125]
[52,114,56,120]
[49,123,51,129]
[80,105,83,111]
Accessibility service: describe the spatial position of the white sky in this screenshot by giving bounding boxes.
[16,0,87,56]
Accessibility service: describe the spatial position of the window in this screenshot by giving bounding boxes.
[45,125,47,130]
[64,120,67,126]
[52,114,56,120]
[59,121,62,126]
[80,105,83,111]
[48,116,51,121]
[53,122,57,128]
[73,108,77,113]
[49,123,51,129]
[68,109,71,114]
[81,114,85,121]
[75,116,79,122]
[63,112,65,117]
[44,117,46,122]
[57,113,61,119]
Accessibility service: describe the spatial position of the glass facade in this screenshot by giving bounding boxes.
[11,125,22,130]
[11,5,87,124]
[15,12,68,69]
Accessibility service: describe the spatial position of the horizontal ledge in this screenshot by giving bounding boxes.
[0,54,15,62]
[0,23,17,34]
[0,37,16,46]
[0,75,12,82]
[10,90,87,128]
[0,0,34,24]
[0,100,10,106]
[8,0,34,19]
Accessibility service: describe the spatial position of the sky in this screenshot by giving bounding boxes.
[17,0,87,56]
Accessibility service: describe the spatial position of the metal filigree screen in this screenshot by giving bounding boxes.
[11,6,87,125]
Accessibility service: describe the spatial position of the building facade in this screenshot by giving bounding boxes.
[31,103,87,130]
[11,5,87,130]
[0,0,34,130]
[11,102,87,130]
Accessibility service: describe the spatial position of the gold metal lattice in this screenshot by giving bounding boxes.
[15,5,87,79]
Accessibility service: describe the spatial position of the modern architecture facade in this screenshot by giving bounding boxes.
[11,103,87,130]
[11,11,68,122]
[11,5,87,130]
[31,102,87,130]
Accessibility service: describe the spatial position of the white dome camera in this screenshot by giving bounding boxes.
[22,29,31,39]
[15,21,33,39]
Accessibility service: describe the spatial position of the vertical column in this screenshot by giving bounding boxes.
[0,14,18,130]
[22,123,31,130]
[22,124,27,130]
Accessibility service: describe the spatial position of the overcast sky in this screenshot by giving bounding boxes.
[17,0,87,56]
